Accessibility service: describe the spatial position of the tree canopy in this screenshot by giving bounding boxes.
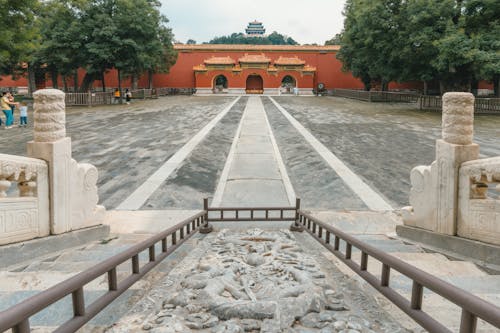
[208,32,298,45]
[337,0,500,95]
[4,0,176,92]
[0,0,39,76]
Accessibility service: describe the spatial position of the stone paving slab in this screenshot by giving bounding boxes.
[217,97,293,207]
[228,154,282,180]
[235,135,273,154]
[221,179,290,207]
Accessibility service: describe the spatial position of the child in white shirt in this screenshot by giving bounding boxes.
[19,102,28,127]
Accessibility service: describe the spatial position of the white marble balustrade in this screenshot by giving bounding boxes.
[0,154,50,245]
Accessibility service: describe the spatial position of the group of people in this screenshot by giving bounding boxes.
[1,92,28,129]
[113,88,132,104]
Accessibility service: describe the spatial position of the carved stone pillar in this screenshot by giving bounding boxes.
[402,92,479,235]
[435,93,479,234]
[27,89,72,234]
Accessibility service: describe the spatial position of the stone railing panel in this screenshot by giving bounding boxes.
[402,93,479,235]
[458,157,500,245]
[0,154,49,245]
[70,161,106,230]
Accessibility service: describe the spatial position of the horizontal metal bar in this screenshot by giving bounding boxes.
[207,218,296,222]
[305,226,451,333]
[207,206,296,212]
[53,231,195,333]
[0,211,205,332]
[299,211,500,329]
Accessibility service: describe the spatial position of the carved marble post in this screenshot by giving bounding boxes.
[27,89,71,234]
[27,89,105,234]
[402,92,479,235]
[435,93,479,234]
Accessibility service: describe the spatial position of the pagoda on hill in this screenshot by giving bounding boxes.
[245,20,266,37]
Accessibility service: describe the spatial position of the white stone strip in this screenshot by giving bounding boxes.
[117,97,241,210]
[211,100,248,206]
[268,97,393,211]
[261,99,296,205]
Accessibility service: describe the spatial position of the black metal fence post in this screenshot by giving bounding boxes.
[199,198,213,234]
[290,198,304,232]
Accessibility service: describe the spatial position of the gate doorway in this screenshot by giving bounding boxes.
[246,75,263,94]
[281,75,296,94]
[213,75,228,93]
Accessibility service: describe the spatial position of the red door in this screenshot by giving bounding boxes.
[246,75,263,94]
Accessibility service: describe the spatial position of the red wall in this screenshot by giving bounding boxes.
[0,74,28,87]
[154,47,366,90]
[3,45,493,93]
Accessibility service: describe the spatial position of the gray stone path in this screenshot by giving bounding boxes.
[142,97,248,209]
[117,97,241,210]
[262,97,368,211]
[213,97,295,207]
[272,96,500,207]
[2,95,499,210]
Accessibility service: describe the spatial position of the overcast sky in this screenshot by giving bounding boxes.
[160,0,347,45]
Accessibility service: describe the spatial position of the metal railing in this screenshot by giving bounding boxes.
[205,198,297,222]
[0,211,207,333]
[296,210,500,333]
[2,198,500,333]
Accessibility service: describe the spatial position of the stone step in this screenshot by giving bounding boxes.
[0,234,203,330]
[342,237,423,254]
[388,274,500,294]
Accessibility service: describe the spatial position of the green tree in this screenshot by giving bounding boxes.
[36,0,85,91]
[325,34,342,45]
[209,31,297,45]
[337,0,500,94]
[337,0,405,90]
[0,0,40,82]
[71,0,176,92]
[464,0,500,96]
[396,0,450,94]
[186,39,196,44]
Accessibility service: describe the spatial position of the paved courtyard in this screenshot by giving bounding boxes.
[1,95,499,210]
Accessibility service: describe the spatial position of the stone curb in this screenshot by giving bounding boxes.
[0,225,110,267]
[396,225,500,270]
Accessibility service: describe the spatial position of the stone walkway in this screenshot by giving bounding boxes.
[213,97,294,207]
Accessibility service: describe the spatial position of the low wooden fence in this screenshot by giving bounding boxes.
[332,89,500,114]
[332,89,419,103]
[419,96,500,114]
[64,87,196,106]
[65,92,113,106]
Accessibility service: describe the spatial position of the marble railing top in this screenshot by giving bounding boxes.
[0,154,48,181]
[461,157,500,183]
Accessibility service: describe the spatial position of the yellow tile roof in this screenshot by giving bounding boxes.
[274,56,306,65]
[204,57,235,65]
[239,54,271,63]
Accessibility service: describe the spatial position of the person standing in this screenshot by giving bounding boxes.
[125,89,132,104]
[8,92,16,124]
[114,88,121,104]
[19,102,28,127]
[1,92,18,128]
